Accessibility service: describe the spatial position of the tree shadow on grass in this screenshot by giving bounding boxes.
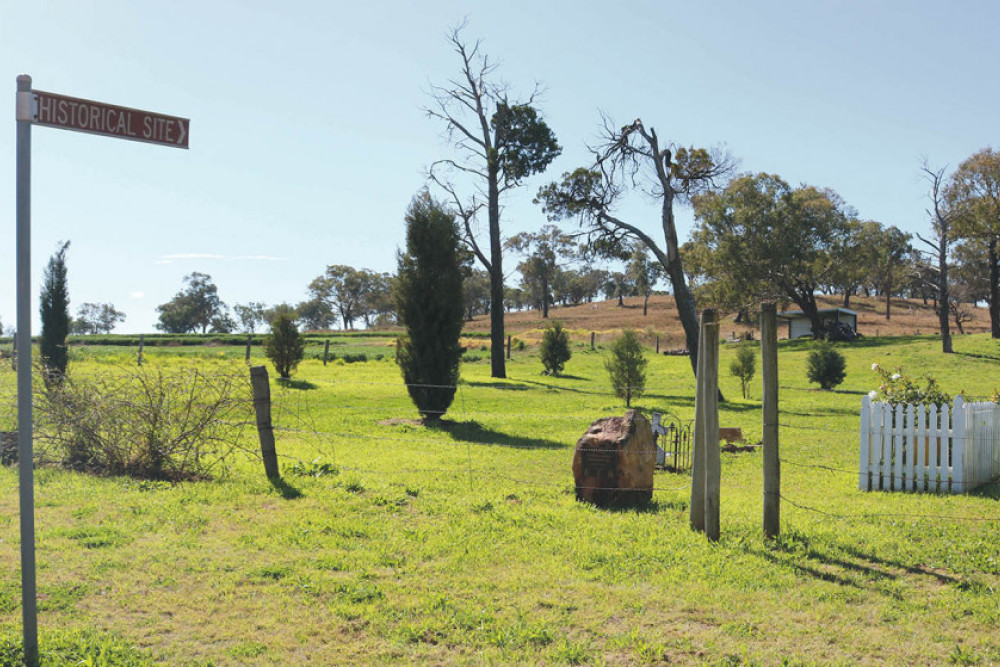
[429,419,568,450]
[461,380,532,391]
[276,378,318,391]
[781,406,859,418]
[744,528,966,595]
[782,334,931,351]
[269,476,303,499]
[956,351,1000,363]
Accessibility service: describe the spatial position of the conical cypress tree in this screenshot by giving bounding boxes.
[40,241,71,385]
[395,192,464,421]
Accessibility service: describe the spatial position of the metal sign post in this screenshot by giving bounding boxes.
[15,73,38,667]
[13,75,189,666]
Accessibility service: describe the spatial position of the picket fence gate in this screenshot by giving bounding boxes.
[859,396,1000,493]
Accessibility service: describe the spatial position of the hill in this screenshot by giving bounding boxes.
[462,294,992,348]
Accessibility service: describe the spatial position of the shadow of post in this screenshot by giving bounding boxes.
[269,477,303,499]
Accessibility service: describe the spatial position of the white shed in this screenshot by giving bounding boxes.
[776,307,858,339]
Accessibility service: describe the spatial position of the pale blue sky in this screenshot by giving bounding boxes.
[1,1,997,333]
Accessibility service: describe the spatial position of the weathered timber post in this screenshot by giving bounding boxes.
[702,311,721,542]
[323,339,330,366]
[690,309,720,534]
[245,334,252,365]
[761,303,780,538]
[656,335,660,354]
[590,332,595,351]
[250,366,280,479]
[506,335,511,360]
[137,333,144,366]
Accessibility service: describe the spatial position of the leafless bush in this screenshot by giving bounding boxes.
[35,365,254,480]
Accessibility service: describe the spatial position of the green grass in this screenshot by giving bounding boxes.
[0,333,998,664]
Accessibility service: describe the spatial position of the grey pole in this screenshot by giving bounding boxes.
[761,303,780,539]
[15,74,39,666]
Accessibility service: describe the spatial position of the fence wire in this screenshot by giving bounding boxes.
[2,362,998,527]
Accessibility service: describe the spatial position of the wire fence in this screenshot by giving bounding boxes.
[1,362,999,527]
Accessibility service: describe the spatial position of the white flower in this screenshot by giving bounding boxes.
[871,363,879,371]
[868,390,878,400]
[891,373,902,381]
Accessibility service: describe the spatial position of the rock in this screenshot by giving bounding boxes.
[572,410,655,507]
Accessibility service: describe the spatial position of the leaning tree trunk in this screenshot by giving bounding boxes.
[660,193,701,378]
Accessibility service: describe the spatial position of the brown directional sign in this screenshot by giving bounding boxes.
[28,90,189,149]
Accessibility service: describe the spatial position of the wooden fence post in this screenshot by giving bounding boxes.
[245,334,252,365]
[590,332,595,351]
[703,311,721,542]
[761,303,780,539]
[691,308,719,536]
[323,339,330,366]
[250,366,280,480]
[656,335,660,354]
[137,333,145,367]
[507,335,511,360]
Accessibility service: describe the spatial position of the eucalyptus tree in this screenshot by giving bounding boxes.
[74,302,126,335]
[626,241,664,316]
[688,173,852,338]
[949,148,1000,338]
[233,302,267,334]
[536,117,734,376]
[427,24,561,378]
[155,272,226,334]
[863,222,913,321]
[307,265,385,330]
[507,225,575,318]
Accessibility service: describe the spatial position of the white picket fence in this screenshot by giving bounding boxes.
[859,396,1000,493]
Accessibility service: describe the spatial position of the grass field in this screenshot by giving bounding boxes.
[0,331,998,665]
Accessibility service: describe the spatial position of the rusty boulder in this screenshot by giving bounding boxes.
[572,410,655,507]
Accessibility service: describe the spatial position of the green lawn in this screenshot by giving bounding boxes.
[0,333,998,665]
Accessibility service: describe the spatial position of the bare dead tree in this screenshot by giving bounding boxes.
[536,116,736,377]
[916,161,955,353]
[426,24,561,378]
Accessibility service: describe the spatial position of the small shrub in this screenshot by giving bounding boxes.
[34,366,252,480]
[265,313,305,379]
[806,341,846,390]
[288,458,340,478]
[729,341,757,399]
[870,363,951,407]
[514,338,526,351]
[606,330,647,407]
[540,322,571,376]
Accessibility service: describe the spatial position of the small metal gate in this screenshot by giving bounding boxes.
[651,413,692,472]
